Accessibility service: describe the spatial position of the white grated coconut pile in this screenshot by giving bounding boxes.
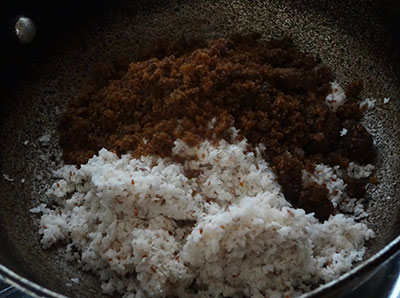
[31,129,375,298]
[359,98,376,110]
[325,81,346,112]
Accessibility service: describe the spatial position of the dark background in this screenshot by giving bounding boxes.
[0,0,118,100]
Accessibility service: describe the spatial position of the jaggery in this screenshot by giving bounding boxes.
[59,34,375,220]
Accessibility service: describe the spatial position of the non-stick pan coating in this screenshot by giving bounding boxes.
[1,0,400,297]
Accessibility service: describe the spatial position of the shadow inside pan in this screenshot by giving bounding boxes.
[1,0,400,297]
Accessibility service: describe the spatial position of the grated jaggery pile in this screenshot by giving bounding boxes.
[59,34,375,221]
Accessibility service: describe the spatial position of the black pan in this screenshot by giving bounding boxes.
[1,0,400,297]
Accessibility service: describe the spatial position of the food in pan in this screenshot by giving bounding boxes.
[32,34,377,297]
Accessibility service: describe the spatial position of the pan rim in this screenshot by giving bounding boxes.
[0,264,65,298]
[304,232,400,297]
[0,0,399,295]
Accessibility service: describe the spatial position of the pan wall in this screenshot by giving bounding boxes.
[1,0,400,296]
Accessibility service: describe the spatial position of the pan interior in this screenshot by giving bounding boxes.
[1,0,399,296]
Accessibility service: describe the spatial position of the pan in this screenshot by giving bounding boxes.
[1,0,400,297]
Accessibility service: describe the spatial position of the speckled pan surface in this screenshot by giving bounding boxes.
[0,0,399,297]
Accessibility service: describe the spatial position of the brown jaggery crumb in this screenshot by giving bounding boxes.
[344,79,363,98]
[343,174,366,199]
[59,34,376,220]
[59,35,335,164]
[272,155,303,205]
[298,183,334,221]
[340,120,375,164]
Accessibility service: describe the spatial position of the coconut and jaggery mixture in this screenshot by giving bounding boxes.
[59,34,375,221]
[32,34,376,297]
